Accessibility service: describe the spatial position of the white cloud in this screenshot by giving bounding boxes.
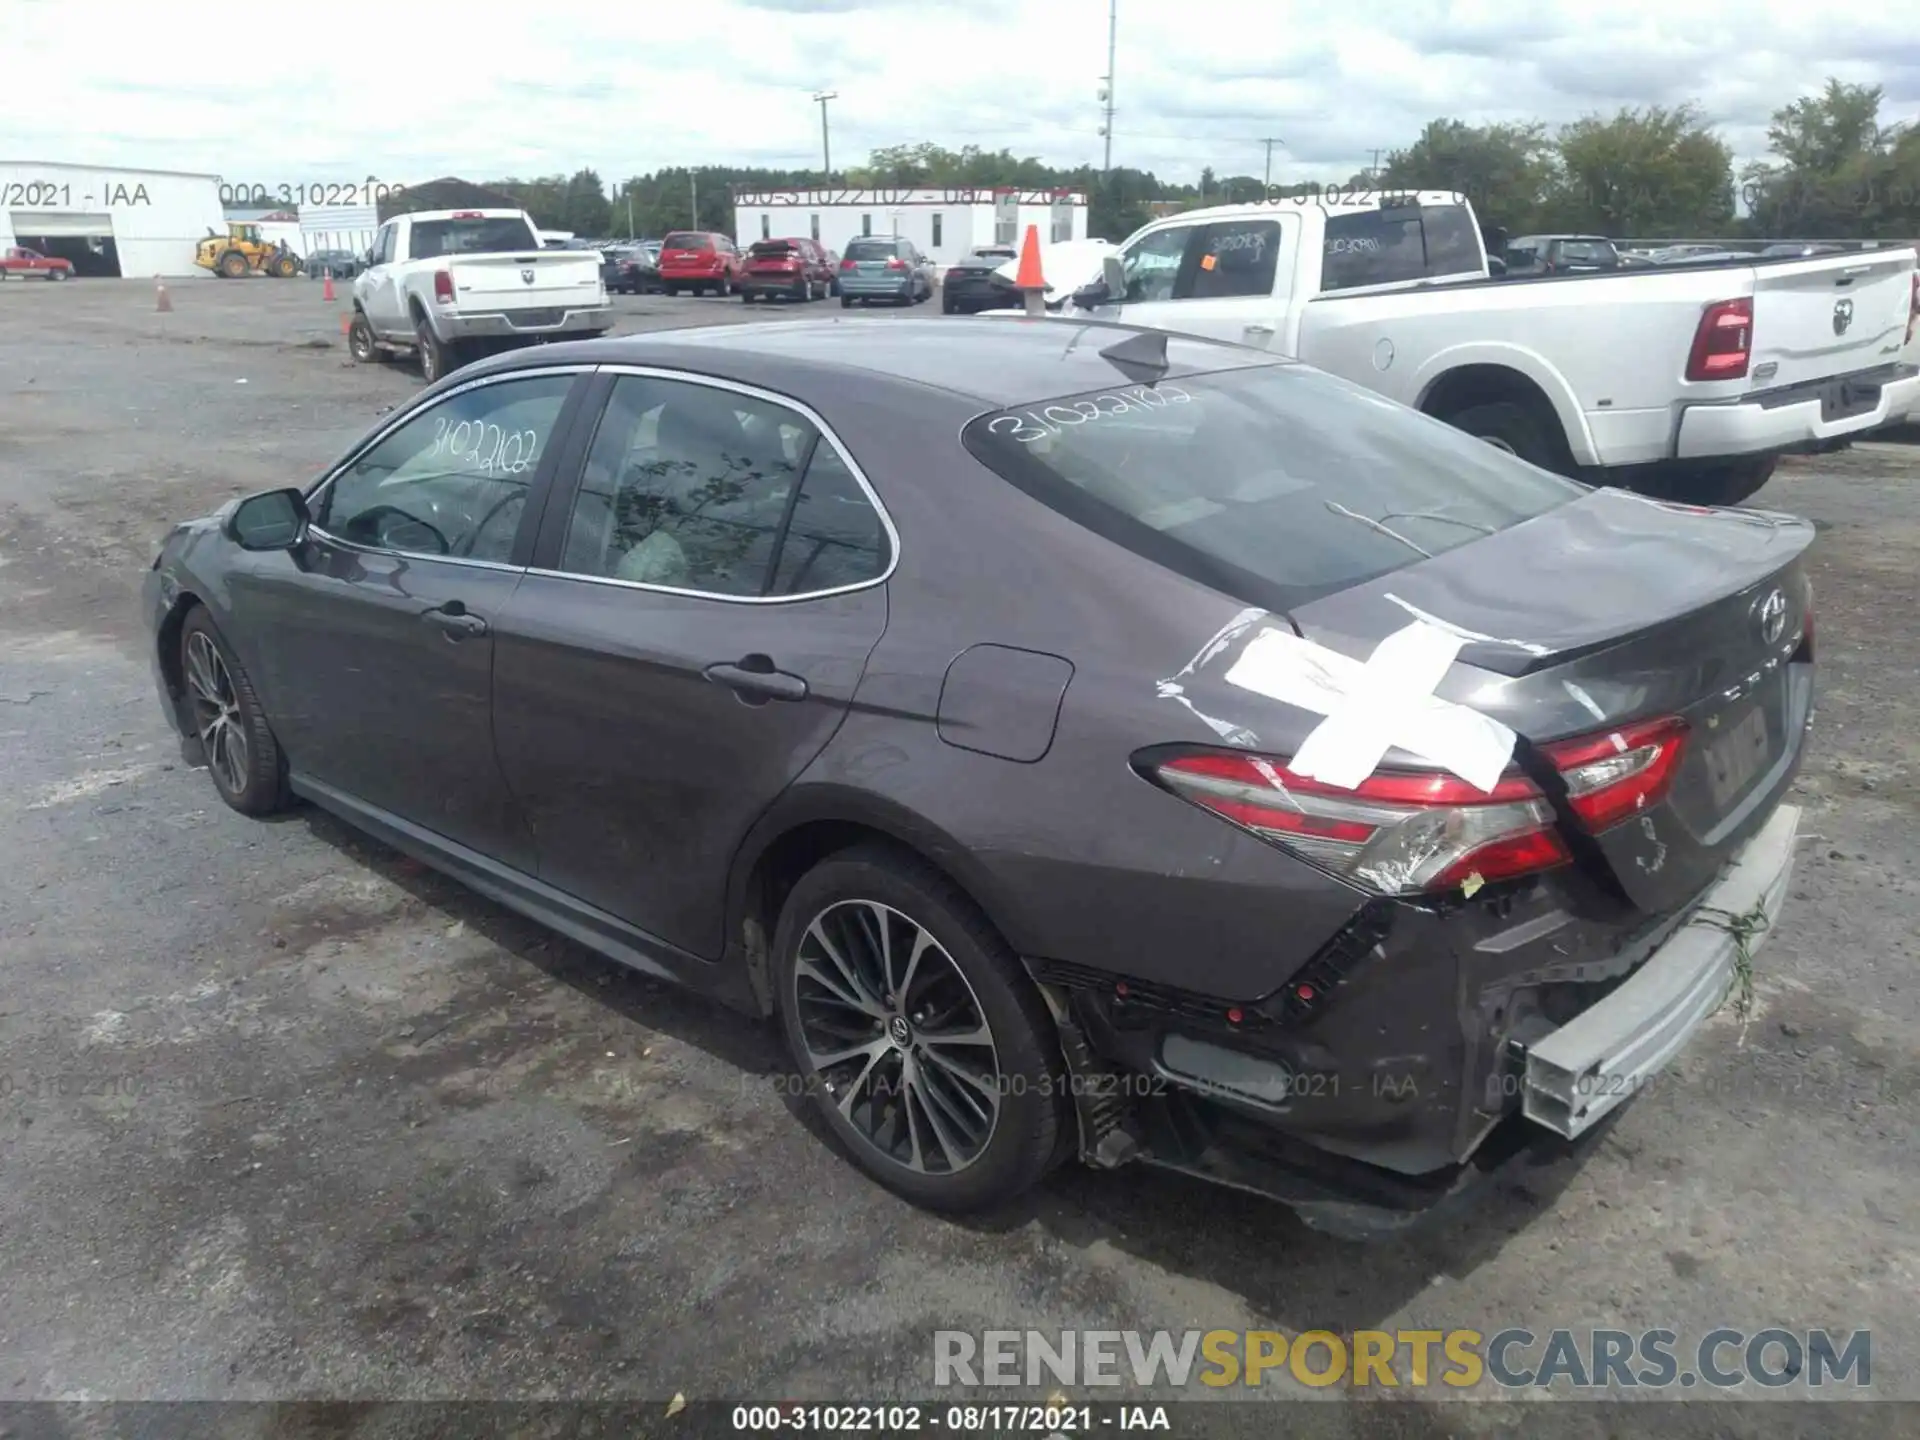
[0,0,1916,188]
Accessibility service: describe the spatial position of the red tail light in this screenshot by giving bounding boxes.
[1906,273,1918,347]
[1686,297,1752,382]
[1143,716,1691,897]
[1536,717,1689,832]
[432,269,454,303]
[885,257,908,271]
[840,257,855,270]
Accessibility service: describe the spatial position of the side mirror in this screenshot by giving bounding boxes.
[1103,254,1126,297]
[226,488,310,551]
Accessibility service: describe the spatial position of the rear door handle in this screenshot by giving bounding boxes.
[423,602,488,638]
[705,657,809,703]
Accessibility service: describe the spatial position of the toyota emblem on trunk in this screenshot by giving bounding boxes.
[1756,588,1788,645]
[1832,297,1853,335]
[521,267,535,284]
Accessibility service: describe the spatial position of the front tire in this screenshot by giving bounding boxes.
[347,312,378,363]
[179,609,289,817]
[772,845,1069,1214]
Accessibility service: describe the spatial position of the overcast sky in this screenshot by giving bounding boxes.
[2,0,1916,191]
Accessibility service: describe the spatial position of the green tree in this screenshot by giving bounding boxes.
[1378,119,1557,230]
[1742,79,1917,238]
[1544,103,1734,235]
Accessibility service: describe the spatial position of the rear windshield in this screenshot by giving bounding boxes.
[1553,241,1617,264]
[750,240,798,256]
[1320,204,1483,291]
[663,232,711,250]
[407,216,540,260]
[844,239,900,261]
[961,365,1582,610]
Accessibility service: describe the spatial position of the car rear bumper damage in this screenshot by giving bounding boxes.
[1676,363,1920,458]
[436,305,614,341]
[1520,801,1799,1137]
[1031,799,1805,1238]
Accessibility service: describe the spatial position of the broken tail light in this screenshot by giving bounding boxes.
[1686,297,1752,382]
[1142,716,1690,898]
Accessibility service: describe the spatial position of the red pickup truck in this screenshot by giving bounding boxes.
[2,246,74,280]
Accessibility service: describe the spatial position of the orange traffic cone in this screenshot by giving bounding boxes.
[340,312,352,336]
[322,268,335,301]
[155,276,172,313]
[1015,224,1046,316]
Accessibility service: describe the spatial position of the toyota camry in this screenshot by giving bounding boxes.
[143,317,1814,1234]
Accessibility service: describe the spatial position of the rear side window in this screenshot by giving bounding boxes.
[663,232,711,250]
[407,217,539,259]
[844,239,899,262]
[1321,204,1481,291]
[961,365,1582,610]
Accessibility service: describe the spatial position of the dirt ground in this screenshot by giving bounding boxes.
[1,279,1916,1436]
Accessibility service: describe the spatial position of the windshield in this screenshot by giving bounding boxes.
[406,217,539,259]
[961,364,1584,609]
[1321,204,1483,290]
[662,232,710,251]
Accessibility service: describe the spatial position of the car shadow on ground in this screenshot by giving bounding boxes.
[285,798,1596,1342]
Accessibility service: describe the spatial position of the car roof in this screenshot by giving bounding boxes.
[474,317,1285,407]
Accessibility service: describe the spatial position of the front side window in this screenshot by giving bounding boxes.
[1118,225,1194,303]
[316,374,575,562]
[961,365,1582,610]
[558,376,889,597]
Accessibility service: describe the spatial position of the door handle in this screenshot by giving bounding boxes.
[705,657,809,703]
[423,602,488,638]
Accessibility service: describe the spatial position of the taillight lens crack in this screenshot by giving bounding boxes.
[1143,715,1689,899]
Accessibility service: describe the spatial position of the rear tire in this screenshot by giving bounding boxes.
[1662,456,1779,508]
[840,295,853,309]
[1437,399,1570,474]
[347,312,378,364]
[415,318,453,385]
[772,844,1070,1214]
[179,608,290,818]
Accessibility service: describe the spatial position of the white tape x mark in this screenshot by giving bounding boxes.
[1222,620,1517,793]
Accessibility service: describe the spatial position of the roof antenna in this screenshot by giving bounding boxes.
[1098,329,1169,384]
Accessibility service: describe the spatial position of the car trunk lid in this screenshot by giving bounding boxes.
[1747,248,1914,388]
[1278,488,1816,912]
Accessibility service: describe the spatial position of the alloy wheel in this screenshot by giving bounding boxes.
[792,899,1002,1176]
[184,630,249,795]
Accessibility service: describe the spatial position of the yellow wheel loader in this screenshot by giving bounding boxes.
[195,223,302,279]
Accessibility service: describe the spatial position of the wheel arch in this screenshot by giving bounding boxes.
[1414,348,1597,468]
[154,588,208,731]
[725,787,1032,1019]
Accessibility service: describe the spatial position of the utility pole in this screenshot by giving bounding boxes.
[1098,0,1117,173]
[626,185,634,239]
[813,91,838,184]
[1261,137,1284,188]
[1369,147,1384,177]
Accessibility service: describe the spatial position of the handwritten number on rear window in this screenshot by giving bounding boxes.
[987,386,1193,444]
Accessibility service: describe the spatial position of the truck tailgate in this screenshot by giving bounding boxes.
[448,252,603,307]
[1750,250,1913,388]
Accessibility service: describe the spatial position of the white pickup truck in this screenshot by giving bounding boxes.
[349,208,612,384]
[1047,192,1920,505]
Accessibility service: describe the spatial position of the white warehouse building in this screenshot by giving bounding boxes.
[730,186,1089,267]
[0,161,225,277]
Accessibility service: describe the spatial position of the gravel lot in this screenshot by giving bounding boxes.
[1,278,1915,1435]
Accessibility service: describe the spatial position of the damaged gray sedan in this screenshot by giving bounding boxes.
[142,317,1814,1235]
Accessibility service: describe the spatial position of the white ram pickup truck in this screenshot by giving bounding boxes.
[349,208,612,384]
[1053,192,1920,505]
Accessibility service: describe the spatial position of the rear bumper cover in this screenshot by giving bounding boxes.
[435,304,613,342]
[1521,802,1800,1137]
[1676,365,1920,458]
